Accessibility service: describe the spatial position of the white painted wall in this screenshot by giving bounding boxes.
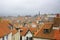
[33,38,50,40]
[0,35,8,40]
[15,32,20,40]
[12,31,20,40]
[22,36,25,40]
[8,33,12,40]
[47,15,56,17]
[4,36,7,40]
[25,31,32,37]
[22,31,32,40]
[32,24,36,27]
[0,33,12,40]
[18,29,20,40]
[53,27,60,29]
[12,35,15,40]
[0,38,3,40]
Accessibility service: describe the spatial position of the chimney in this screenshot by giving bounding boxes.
[56,14,60,17]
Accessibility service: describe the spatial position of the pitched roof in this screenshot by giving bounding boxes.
[35,17,41,20]
[54,29,60,40]
[0,21,11,33]
[0,20,11,38]
[34,27,54,39]
[0,28,6,38]
[20,27,38,36]
[43,22,53,29]
[34,23,54,39]
[34,22,60,39]
[13,22,19,27]
[20,27,28,36]
[29,27,38,34]
[12,28,17,35]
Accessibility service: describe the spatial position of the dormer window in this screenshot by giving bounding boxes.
[20,30,23,32]
[8,23,13,30]
[8,26,13,30]
[20,29,23,32]
[16,28,20,30]
[44,29,50,33]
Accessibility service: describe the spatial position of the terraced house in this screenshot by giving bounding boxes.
[0,20,12,40]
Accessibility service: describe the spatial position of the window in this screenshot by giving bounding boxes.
[29,37,32,40]
[8,26,13,30]
[16,28,20,30]
[26,37,32,40]
[20,36,22,40]
[44,29,50,33]
[2,37,4,40]
[6,35,8,40]
[26,37,28,40]
[9,23,13,29]
[20,29,23,32]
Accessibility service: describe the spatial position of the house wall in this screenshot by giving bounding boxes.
[12,31,20,40]
[32,24,36,27]
[0,32,12,40]
[22,36,25,40]
[18,29,20,40]
[8,33,12,40]
[25,31,32,37]
[33,38,50,40]
[15,32,20,40]
[12,35,15,40]
[0,38,3,40]
[22,31,32,40]
[47,15,56,17]
[4,36,7,40]
[53,27,59,29]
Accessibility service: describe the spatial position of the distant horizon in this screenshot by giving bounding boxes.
[0,13,60,17]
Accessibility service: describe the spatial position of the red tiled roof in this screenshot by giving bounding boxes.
[12,28,17,35]
[54,29,60,40]
[0,20,11,37]
[34,22,60,39]
[43,22,53,29]
[34,23,54,39]
[29,27,38,34]
[0,28,6,38]
[34,27,54,39]
[20,27,28,36]
[36,17,41,20]
[20,27,38,36]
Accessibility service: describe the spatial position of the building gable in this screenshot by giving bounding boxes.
[25,31,32,37]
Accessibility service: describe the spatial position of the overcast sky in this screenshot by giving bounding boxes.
[0,0,60,16]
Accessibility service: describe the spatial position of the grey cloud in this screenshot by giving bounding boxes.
[0,0,60,16]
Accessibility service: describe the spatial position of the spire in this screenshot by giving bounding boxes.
[39,11,40,16]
